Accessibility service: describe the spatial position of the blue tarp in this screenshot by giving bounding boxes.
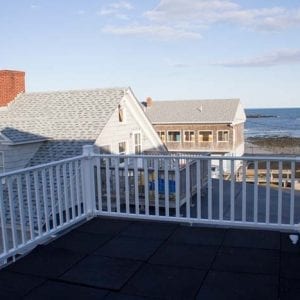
[149,178,176,193]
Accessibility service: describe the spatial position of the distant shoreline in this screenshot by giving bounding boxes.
[245,136,300,155]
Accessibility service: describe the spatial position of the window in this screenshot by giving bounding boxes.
[118,142,126,155]
[0,152,4,173]
[100,145,111,154]
[184,131,195,142]
[199,131,213,142]
[118,105,124,122]
[157,131,166,143]
[218,131,229,142]
[134,133,142,154]
[167,131,181,142]
[118,142,126,163]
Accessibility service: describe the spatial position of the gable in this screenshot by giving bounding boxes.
[95,89,165,153]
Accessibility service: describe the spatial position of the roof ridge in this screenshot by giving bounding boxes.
[150,98,240,103]
[21,86,130,96]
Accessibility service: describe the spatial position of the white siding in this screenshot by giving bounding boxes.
[95,97,161,154]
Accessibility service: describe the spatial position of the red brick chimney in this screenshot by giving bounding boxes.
[146,97,153,107]
[0,70,25,107]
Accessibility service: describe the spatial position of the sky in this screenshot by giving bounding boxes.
[1,0,300,108]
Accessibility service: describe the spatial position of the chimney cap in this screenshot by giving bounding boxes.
[0,70,25,74]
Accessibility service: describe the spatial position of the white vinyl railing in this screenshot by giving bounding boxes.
[92,152,300,230]
[0,144,299,264]
[0,155,87,264]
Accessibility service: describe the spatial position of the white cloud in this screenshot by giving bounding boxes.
[100,1,300,40]
[97,1,133,18]
[215,49,300,67]
[110,1,133,10]
[102,24,201,40]
[145,0,300,32]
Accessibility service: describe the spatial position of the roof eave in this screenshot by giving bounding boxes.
[1,138,49,146]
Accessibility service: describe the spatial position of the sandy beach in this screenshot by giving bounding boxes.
[245,136,300,156]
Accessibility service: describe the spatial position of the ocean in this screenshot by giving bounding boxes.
[245,108,300,138]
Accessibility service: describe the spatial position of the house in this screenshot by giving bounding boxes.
[143,97,246,172]
[0,70,165,173]
[143,97,246,156]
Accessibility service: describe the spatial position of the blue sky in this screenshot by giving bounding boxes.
[1,0,300,108]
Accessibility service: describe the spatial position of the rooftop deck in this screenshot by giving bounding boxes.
[0,216,300,299]
[0,150,300,298]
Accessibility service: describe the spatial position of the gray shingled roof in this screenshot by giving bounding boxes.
[145,99,242,124]
[0,88,126,142]
[0,88,127,165]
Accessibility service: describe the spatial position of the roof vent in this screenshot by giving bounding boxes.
[146,97,153,107]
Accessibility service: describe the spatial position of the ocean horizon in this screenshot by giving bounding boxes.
[245,107,300,138]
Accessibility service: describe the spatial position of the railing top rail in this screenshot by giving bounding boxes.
[93,153,300,162]
[0,155,85,178]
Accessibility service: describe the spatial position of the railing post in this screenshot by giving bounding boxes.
[82,145,96,217]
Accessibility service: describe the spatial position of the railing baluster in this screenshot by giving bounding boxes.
[33,171,43,236]
[154,158,159,216]
[0,179,8,253]
[164,158,169,217]
[175,158,180,218]
[49,167,57,229]
[186,159,190,218]
[62,164,70,222]
[290,161,295,225]
[196,159,201,219]
[75,160,81,216]
[278,161,283,225]
[69,162,76,219]
[254,161,258,223]
[230,160,235,221]
[25,173,34,239]
[208,160,212,220]
[144,159,149,216]
[242,160,247,222]
[115,157,120,213]
[105,158,111,213]
[42,169,50,232]
[266,161,271,224]
[125,158,129,214]
[96,158,102,212]
[134,159,139,214]
[7,177,18,248]
[56,165,63,226]
[219,159,223,221]
[17,175,26,244]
